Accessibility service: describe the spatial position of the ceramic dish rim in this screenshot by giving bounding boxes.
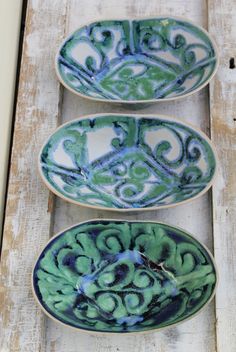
[54,14,219,104]
[38,112,219,212]
[31,218,218,335]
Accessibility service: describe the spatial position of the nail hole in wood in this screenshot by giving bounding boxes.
[229,58,235,69]
[233,118,236,122]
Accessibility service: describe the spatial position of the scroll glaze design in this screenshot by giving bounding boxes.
[40,115,216,209]
[57,18,217,101]
[33,221,216,333]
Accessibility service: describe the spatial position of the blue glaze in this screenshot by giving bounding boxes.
[56,18,218,102]
[33,220,217,333]
[117,316,144,326]
[115,250,143,264]
[39,115,217,210]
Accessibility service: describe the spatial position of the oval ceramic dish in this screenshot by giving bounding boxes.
[39,113,217,211]
[32,220,217,334]
[55,16,218,104]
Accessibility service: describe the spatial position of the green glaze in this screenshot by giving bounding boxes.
[39,114,216,210]
[56,17,218,102]
[33,220,217,333]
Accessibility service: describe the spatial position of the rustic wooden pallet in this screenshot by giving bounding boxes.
[0,0,235,351]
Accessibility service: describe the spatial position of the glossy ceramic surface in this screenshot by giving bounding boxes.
[39,114,217,211]
[32,220,217,333]
[56,17,218,103]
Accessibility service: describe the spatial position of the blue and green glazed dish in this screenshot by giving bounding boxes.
[39,113,217,211]
[55,17,218,103]
[32,220,217,333]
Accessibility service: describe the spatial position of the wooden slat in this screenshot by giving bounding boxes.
[46,1,216,351]
[0,0,67,351]
[0,1,23,232]
[208,1,236,351]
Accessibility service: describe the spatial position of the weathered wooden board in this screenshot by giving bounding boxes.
[0,1,67,351]
[208,1,236,351]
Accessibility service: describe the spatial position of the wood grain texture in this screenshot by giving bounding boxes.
[208,1,236,351]
[46,1,216,351]
[0,1,67,351]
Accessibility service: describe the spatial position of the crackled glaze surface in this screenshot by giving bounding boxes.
[56,17,218,102]
[39,114,216,210]
[33,220,217,333]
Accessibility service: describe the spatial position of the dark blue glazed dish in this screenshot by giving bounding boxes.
[32,220,217,333]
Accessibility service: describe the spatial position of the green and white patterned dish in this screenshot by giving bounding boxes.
[32,220,217,333]
[39,113,217,211]
[55,16,218,104]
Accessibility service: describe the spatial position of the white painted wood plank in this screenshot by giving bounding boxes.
[46,1,216,351]
[0,0,23,232]
[208,1,236,351]
[0,1,68,351]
